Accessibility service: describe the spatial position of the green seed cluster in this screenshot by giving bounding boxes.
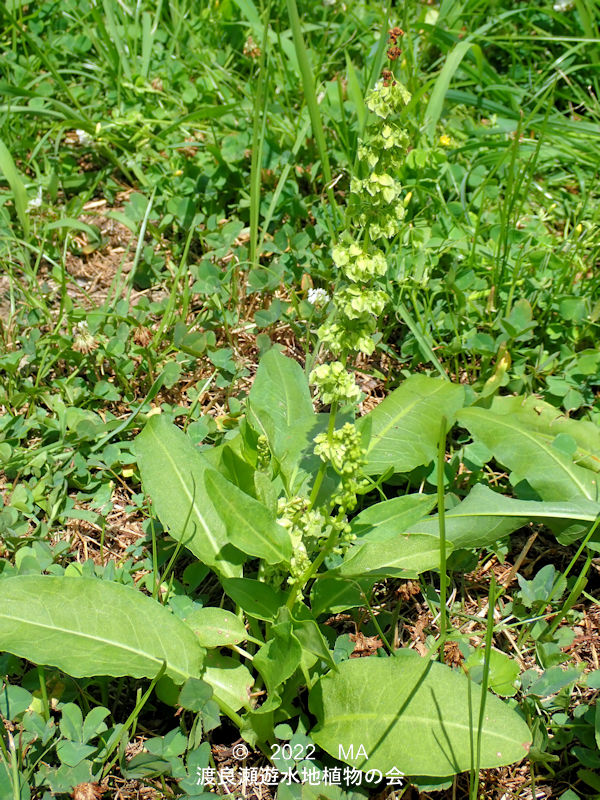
[256,434,271,470]
[314,422,369,513]
[312,72,412,402]
[290,73,412,586]
[309,362,361,405]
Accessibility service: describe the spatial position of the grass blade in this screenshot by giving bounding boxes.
[285,0,339,227]
[0,138,30,239]
[424,39,473,141]
[249,1,271,270]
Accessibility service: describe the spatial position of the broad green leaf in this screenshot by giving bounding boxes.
[178,677,213,712]
[253,622,302,695]
[0,685,32,720]
[204,470,292,564]
[82,707,110,743]
[335,532,447,578]
[247,349,318,492]
[221,578,287,621]
[59,703,83,740]
[290,605,336,669]
[458,407,598,501]
[362,376,464,475]
[517,565,565,608]
[179,742,212,795]
[122,752,171,779]
[351,494,438,542]
[526,666,580,697]
[202,652,254,712]
[0,576,205,684]
[585,670,600,689]
[247,348,314,448]
[135,415,242,577]
[490,395,600,473]
[55,740,96,767]
[310,656,531,776]
[409,485,600,549]
[183,607,248,648]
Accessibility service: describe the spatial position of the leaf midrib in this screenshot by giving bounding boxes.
[497,403,600,470]
[0,612,193,682]
[206,471,287,563]
[323,711,523,747]
[443,507,598,522]
[461,410,594,500]
[340,534,442,574]
[367,382,446,455]
[148,424,235,577]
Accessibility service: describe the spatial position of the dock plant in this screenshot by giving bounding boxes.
[1,4,600,798]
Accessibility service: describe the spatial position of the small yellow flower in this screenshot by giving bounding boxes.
[439,134,452,147]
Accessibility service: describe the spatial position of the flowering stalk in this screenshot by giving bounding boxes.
[282,67,413,605]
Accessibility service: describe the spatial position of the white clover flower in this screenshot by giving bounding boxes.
[307,287,330,306]
[75,129,93,146]
[27,187,42,211]
[72,321,97,354]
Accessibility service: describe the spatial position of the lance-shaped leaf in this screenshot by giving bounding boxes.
[310,576,375,617]
[204,470,292,564]
[361,376,464,475]
[334,532,447,578]
[246,349,324,494]
[0,576,204,684]
[253,622,303,696]
[409,484,600,549]
[490,395,600,473]
[458,407,598,502]
[246,347,314,458]
[310,655,531,777]
[135,415,242,577]
[221,578,287,621]
[351,494,438,542]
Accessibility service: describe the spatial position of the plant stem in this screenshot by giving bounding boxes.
[287,399,342,609]
[470,574,498,800]
[437,415,448,658]
[547,553,593,639]
[286,523,337,611]
[37,666,50,723]
[249,0,271,271]
[307,401,338,511]
[101,663,167,780]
